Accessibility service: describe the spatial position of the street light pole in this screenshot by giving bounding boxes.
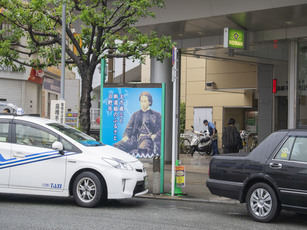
[60,3,66,100]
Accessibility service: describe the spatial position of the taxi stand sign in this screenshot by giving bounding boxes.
[224,27,246,49]
[50,100,66,124]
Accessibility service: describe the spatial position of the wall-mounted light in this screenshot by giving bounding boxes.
[228,48,234,57]
[206,81,215,87]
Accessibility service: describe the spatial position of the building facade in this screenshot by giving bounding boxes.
[136,0,307,145]
[0,63,79,125]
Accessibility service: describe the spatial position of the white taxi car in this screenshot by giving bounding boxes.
[0,114,148,207]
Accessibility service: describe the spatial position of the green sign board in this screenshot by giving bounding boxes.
[224,28,245,49]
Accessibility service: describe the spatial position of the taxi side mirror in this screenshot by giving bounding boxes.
[52,141,64,155]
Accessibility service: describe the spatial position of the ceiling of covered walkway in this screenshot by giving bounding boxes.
[136,2,307,64]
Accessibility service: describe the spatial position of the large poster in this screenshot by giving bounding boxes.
[102,86,162,158]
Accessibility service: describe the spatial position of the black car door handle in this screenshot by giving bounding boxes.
[269,162,282,169]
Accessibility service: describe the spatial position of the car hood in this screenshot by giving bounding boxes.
[86,144,140,163]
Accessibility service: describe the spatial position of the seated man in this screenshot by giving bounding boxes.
[113,91,161,157]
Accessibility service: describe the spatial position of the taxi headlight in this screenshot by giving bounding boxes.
[102,157,133,171]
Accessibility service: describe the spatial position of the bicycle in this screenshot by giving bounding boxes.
[179,134,192,154]
[250,134,258,151]
[240,130,258,153]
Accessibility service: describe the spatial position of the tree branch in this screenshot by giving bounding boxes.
[106,6,135,31]
[9,46,39,57]
[87,25,96,62]
[65,24,85,59]
[28,25,59,46]
[10,57,54,69]
[106,1,126,25]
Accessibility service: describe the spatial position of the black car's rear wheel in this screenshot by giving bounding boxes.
[246,182,280,223]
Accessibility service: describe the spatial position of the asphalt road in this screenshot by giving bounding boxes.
[0,195,306,230]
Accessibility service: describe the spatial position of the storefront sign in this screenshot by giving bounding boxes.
[0,64,28,81]
[101,86,162,158]
[46,66,61,77]
[0,65,25,73]
[44,76,61,93]
[224,27,246,49]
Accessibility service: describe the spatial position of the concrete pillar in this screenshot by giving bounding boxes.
[151,58,173,162]
[288,40,297,129]
[258,64,273,142]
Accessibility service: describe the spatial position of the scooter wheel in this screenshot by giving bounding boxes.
[190,147,195,156]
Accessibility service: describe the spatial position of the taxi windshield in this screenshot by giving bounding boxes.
[48,123,103,147]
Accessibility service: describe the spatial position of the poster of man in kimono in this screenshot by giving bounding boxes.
[102,86,162,158]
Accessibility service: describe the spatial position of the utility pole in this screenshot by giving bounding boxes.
[108,49,114,83]
[60,3,66,100]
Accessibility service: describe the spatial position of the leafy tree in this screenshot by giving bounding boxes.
[0,0,174,133]
[179,102,185,134]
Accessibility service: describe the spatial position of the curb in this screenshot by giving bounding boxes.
[139,193,240,205]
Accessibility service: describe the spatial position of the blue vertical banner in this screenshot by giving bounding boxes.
[102,85,162,158]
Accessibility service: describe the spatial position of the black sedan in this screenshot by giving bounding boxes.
[206,129,307,222]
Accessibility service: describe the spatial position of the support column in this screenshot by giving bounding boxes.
[258,64,273,142]
[151,58,172,162]
[288,40,297,129]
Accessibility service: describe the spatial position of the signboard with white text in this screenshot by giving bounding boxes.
[50,100,66,124]
[102,85,162,158]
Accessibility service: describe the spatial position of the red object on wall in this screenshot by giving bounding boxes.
[274,40,278,49]
[96,116,100,125]
[28,68,43,84]
[273,79,277,93]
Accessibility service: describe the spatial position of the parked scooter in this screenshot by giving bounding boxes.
[190,126,212,156]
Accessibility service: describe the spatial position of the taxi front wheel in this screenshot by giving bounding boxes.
[73,171,106,208]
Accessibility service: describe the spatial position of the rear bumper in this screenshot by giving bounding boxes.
[206,179,243,201]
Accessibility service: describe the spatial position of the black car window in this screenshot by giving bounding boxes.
[0,123,9,143]
[275,136,295,160]
[16,123,58,148]
[290,137,307,162]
